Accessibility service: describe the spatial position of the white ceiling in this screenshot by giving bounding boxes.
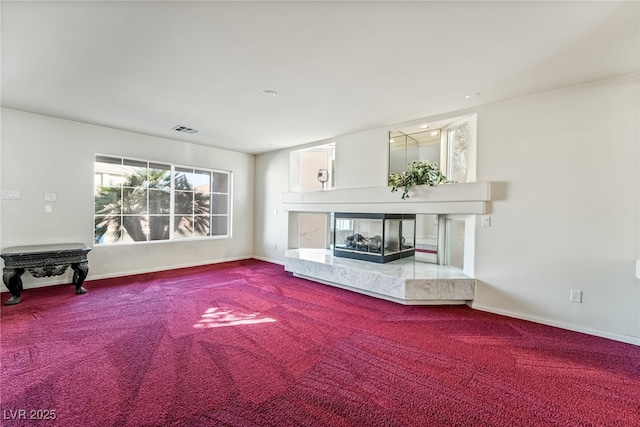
[2,1,638,154]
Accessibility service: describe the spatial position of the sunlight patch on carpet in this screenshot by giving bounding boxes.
[194,307,276,329]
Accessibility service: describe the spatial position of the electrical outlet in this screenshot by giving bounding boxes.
[569,289,582,303]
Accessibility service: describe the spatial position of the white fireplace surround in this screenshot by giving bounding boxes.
[282,181,493,214]
[282,182,494,304]
[285,248,476,305]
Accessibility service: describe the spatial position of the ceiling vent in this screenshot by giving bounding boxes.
[172,125,199,134]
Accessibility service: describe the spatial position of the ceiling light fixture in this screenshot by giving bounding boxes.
[430,131,439,136]
[464,92,480,99]
[419,124,429,129]
[262,90,277,97]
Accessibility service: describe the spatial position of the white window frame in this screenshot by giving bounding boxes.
[94,154,232,245]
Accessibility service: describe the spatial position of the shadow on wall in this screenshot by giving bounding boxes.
[489,182,508,201]
[484,181,508,214]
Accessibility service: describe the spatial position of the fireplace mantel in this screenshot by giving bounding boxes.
[282,182,493,214]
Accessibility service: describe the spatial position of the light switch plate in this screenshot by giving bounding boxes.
[1,190,21,200]
[44,193,56,202]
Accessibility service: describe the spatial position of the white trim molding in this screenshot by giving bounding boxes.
[282,182,493,214]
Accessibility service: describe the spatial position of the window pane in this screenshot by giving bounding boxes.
[118,215,148,242]
[95,156,126,187]
[194,192,210,216]
[193,170,211,192]
[148,163,171,189]
[122,159,148,187]
[193,216,210,237]
[175,168,195,190]
[211,215,228,236]
[102,223,126,244]
[123,158,147,168]
[95,155,122,165]
[148,216,170,241]
[94,215,119,244]
[149,189,170,214]
[211,193,228,214]
[212,172,229,193]
[174,191,193,215]
[123,188,147,214]
[94,187,121,214]
[175,215,194,238]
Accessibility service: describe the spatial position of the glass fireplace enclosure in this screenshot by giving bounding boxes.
[333,213,416,263]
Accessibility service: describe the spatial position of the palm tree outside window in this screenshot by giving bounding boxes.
[94,155,230,244]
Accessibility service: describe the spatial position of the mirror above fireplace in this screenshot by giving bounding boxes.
[388,114,473,180]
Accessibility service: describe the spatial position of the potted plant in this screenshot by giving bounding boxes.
[388,160,453,200]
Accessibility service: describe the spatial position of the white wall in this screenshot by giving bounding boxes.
[333,128,388,189]
[1,109,255,288]
[254,74,640,343]
[253,148,290,263]
[300,150,329,191]
[473,73,639,343]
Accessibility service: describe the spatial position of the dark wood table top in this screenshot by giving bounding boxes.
[1,244,91,257]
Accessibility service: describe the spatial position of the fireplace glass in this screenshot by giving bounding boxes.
[333,213,416,263]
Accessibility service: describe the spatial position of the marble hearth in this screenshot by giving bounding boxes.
[284,248,475,305]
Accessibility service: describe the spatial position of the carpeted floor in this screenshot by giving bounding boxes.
[1,259,639,426]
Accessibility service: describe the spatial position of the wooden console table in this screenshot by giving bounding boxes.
[1,243,91,305]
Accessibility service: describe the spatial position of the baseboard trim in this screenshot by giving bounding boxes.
[471,303,640,346]
[88,256,258,281]
[1,256,256,292]
[252,255,284,266]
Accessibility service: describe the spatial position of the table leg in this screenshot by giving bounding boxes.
[71,261,89,295]
[3,268,25,305]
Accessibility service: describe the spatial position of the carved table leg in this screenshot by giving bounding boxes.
[71,261,89,295]
[3,268,25,305]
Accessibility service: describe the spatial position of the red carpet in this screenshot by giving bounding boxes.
[1,259,639,426]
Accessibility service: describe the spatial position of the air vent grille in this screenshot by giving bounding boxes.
[172,125,199,134]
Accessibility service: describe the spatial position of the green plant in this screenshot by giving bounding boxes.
[389,160,453,200]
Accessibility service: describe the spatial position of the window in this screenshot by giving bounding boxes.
[94,155,231,244]
[446,121,469,183]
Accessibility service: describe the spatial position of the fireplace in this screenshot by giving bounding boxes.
[333,213,416,263]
